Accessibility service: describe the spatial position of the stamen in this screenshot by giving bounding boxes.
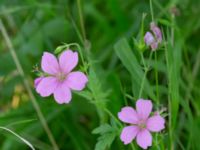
[56,72,66,82]
[138,120,146,129]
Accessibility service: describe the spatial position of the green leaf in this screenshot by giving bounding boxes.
[0,126,35,150]
[93,124,117,150]
[158,19,173,27]
[114,38,156,100]
[92,124,113,134]
[95,133,116,150]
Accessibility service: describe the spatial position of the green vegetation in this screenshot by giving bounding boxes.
[0,0,200,149]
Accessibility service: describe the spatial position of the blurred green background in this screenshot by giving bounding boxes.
[0,0,200,150]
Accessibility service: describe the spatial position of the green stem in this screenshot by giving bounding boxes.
[76,0,122,141]
[155,51,159,105]
[139,68,148,98]
[77,0,86,44]
[150,0,154,21]
[0,19,59,150]
[130,142,136,150]
[103,108,122,127]
[163,32,173,150]
[141,52,147,68]
[139,52,153,98]
[70,16,85,46]
[169,14,175,150]
[150,0,159,106]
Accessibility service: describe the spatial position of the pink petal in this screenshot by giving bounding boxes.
[36,77,58,97]
[34,77,44,88]
[120,126,139,145]
[144,32,155,46]
[66,71,88,91]
[147,115,165,132]
[118,107,139,124]
[150,42,158,50]
[53,82,72,104]
[136,99,152,120]
[59,50,78,74]
[136,129,152,149]
[150,22,162,43]
[41,52,59,75]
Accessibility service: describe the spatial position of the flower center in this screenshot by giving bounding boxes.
[138,120,146,129]
[56,72,66,82]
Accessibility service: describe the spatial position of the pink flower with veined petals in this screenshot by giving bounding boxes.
[144,22,162,51]
[150,22,162,43]
[118,99,165,149]
[34,50,88,104]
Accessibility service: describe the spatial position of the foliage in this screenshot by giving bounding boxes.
[0,0,200,150]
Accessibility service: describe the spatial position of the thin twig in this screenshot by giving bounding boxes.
[0,19,59,150]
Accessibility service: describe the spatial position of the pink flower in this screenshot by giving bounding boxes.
[144,22,162,51]
[34,77,44,88]
[144,32,155,46]
[34,50,88,104]
[150,22,162,43]
[118,99,165,149]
